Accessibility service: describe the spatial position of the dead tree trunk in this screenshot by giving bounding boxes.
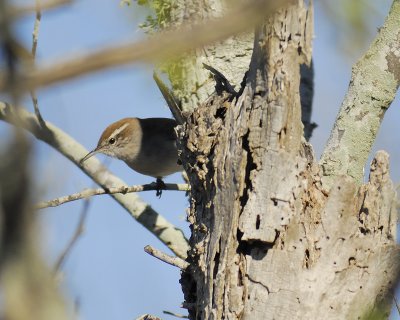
[176,1,400,319]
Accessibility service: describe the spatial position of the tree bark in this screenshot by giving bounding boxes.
[165,0,254,112]
[176,1,399,319]
[320,0,400,186]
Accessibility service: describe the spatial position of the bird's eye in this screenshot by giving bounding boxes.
[109,137,116,145]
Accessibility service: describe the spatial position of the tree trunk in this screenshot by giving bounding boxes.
[165,0,254,112]
[173,1,399,319]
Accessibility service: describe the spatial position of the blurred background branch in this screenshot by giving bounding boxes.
[0,0,285,91]
[9,0,72,19]
[0,129,68,320]
[54,199,90,274]
[0,0,68,317]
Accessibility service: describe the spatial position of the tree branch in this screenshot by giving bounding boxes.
[30,0,46,127]
[135,315,161,320]
[9,0,72,19]
[163,311,188,319]
[0,101,189,259]
[144,245,189,269]
[320,0,400,187]
[54,199,90,273]
[0,110,67,319]
[0,0,286,91]
[37,183,190,209]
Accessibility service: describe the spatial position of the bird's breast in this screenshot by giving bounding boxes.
[122,139,180,178]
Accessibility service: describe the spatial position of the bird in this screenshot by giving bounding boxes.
[80,117,181,196]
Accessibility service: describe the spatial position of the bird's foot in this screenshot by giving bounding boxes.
[155,178,166,198]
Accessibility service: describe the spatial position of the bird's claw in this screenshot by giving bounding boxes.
[155,178,166,198]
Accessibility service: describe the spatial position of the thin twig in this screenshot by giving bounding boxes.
[9,0,72,19]
[135,315,161,320]
[203,63,237,96]
[144,245,189,269]
[54,199,90,273]
[37,183,190,209]
[31,0,41,58]
[30,0,46,127]
[0,0,286,91]
[163,311,188,319]
[30,90,46,126]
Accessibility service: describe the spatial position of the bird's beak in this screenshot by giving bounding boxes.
[80,148,101,165]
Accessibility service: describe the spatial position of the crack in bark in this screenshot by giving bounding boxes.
[247,274,270,293]
[238,129,257,211]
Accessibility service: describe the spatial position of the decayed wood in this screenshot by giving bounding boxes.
[162,0,316,139]
[178,1,399,319]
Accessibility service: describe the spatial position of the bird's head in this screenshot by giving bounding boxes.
[80,118,142,164]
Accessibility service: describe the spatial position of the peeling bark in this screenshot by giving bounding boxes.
[177,1,399,319]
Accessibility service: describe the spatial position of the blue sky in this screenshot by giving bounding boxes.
[3,0,399,319]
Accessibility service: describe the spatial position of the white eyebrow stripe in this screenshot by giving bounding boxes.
[110,123,129,138]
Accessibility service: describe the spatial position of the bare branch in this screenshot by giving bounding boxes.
[54,199,90,273]
[144,245,189,269]
[320,0,400,187]
[163,311,188,319]
[0,101,189,259]
[31,0,41,58]
[0,108,67,319]
[9,0,72,19]
[30,0,46,127]
[135,315,161,320]
[0,0,286,91]
[37,183,190,209]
